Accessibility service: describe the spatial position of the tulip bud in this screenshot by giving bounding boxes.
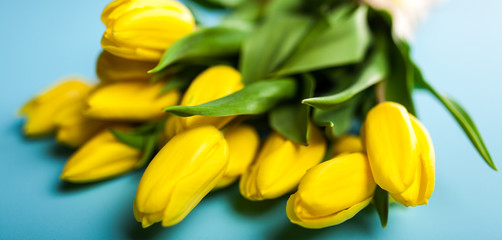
[134,126,229,228]
[101,0,195,61]
[363,102,435,206]
[54,100,108,147]
[20,79,92,136]
[85,81,180,121]
[177,65,244,130]
[286,153,376,229]
[96,51,156,83]
[332,135,363,157]
[215,125,260,189]
[239,123,326,200]
[60,128,142,183]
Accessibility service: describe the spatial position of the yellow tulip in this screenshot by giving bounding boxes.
[286,153,376,229]
[85,81,180,121]
[215,125,260,189]
[363,102,435,206]
[332,135,363,157]
[96,51,156,83]
[239,123,326,200]
[20,79,92,136]
[101,0,195,61]
[60,128,142,183]
[54,100,108,147]
[176,65,244,130]
[134,126,229,228]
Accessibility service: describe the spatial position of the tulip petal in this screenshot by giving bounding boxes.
[86,81,179,121]
[101,0,194,60]
[392,115,435,206]
[297,153,375,216]
[215,125,260,189]
[60,129,141,183]
[134,126,229,227]
[96,51,156,83]
[54,101,107,147]
[179,65,243,130]
[20,80,92,136]
[364,102,419,193]
[240,124,326,200]
[286,153,376,229]
[332,135,363,156]
[287,194,373,229]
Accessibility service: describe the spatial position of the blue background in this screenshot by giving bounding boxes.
[1,0,501,239]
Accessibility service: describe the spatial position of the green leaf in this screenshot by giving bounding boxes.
[239,13,313,83]
[373,186,389,228]
[159,66,206,95]
[192,0,245,8]
[221,1,261,30]
[312,95,361,140]
[150,26,249,73]
[111,122,165,168]
[269,74,315,145]
[150,64,185,82]
[203,0,245,8]
[110,130,146,149]
[385,38,416,115]
[137,135,158,167]
[412,63,426,90]
[302,37,388,109]
[417,78,496,170]
[274,5,371,76]
[164,78,297,117]
[367,8,415,114]
[265,0,302,16]
[360,90,377,118]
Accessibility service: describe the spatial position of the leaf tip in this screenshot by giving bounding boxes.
[301,98,316,107]
[148,68,159,74]
[488,162,497,171]
[381,222,387,229]
[162,106,175,112]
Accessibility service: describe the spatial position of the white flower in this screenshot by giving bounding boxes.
[364,0,442,40]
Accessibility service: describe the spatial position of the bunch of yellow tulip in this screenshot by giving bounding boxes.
[20,0,494,232]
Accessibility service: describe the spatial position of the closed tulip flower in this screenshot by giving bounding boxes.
[101,0,195,61]
[176,65,244,130]
[60,128,142,183]
[215,125,260,189]
[134,126,229,228]
[286,153,376,229]
[363,102,435,206]
[54,100,108,147]
[240,123,326,200]
[96,51,156,83]
[85,81,179,121]
[20,79,92,136]
[332,135,363,157]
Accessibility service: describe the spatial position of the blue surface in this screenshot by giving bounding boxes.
[1,0,501,239]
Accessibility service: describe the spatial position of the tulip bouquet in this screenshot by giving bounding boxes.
[20,0,495,231]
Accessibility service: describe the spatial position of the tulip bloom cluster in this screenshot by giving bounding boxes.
[21,0,494,233]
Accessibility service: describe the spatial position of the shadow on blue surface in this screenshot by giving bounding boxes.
[12,118,76,159]
[118,180,385,240]
[7,117,396,239]
[48,144,75,159]
[268,212,374,240]
[229,191,285,217]
[58,179,116,193]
